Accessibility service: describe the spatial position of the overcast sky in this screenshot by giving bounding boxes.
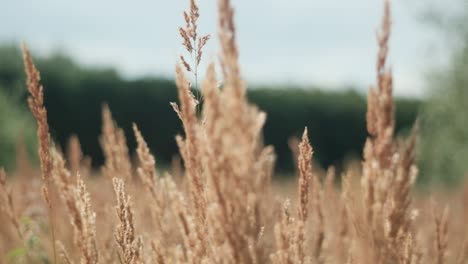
[0,0,454,97]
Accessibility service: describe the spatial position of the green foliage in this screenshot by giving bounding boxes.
[0,44,419,173]
[0,45,37,171]
[0,87,37,171]
[418,3,468,185]
[419,45,468,185]
[0,44,25,96]
[5,247,26,263]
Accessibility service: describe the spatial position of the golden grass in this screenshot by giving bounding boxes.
[0,0,464,263]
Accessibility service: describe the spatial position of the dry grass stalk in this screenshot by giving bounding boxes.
[297,128,312,223]
[67,135,83,175]
[386,125,418,241]
[112,177,143,264]
[22,43,58,263]
[400,233,415,264]
[171,65,206,222]
[366,0,394,169]
[73,174,99,264]
[170,0,276,262]
[321,167,350,263]
[22,44,52,183]
[355,0,420,262]
[150,239,166,264]
[271,128,325,264]
[295,128,313,263]
[271,200,294,264]
[51,149,98,264]
[312,167,325,262]
[179,0,211,90]
[57,241,74,264]
[133,124,158,200]
[362,0,394,229]
[0,168,22,240]
[133,123,169,235]
[100,104,132,180]
[433,205,449,264]
[199,1,274,262]
[218,0,240,92]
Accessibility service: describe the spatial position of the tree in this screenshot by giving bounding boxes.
[419,1,468,185]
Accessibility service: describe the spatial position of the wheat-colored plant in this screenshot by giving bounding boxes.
[51,148,98,264]
[22,43,58,263]
[100,104,132,181]
[2,0,468,264]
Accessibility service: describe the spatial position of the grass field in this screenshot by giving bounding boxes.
[0,0,466,263]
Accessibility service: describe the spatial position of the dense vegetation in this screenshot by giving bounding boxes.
[0,44,420,173]
[418,4,468,185]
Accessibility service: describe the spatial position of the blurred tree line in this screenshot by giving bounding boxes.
[419,1,468,185]
[0,44,420,173]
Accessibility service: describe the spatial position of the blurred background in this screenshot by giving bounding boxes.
[0,0,466,185]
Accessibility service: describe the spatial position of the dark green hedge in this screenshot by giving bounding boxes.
[0,44,420,172]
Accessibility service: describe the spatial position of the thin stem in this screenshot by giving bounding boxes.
[191,40,203,115]
[46,180,57,264]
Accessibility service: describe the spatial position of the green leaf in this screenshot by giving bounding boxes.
[28,234,38,249]
[20,215,32,226]
[6,247,26,262]
[39,253,51,264]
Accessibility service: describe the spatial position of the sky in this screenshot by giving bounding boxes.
[0,0,454,97]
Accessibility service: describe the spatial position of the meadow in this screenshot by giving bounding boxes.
[1,0,467,263]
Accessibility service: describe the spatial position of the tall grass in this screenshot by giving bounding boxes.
[0,0,465,263]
